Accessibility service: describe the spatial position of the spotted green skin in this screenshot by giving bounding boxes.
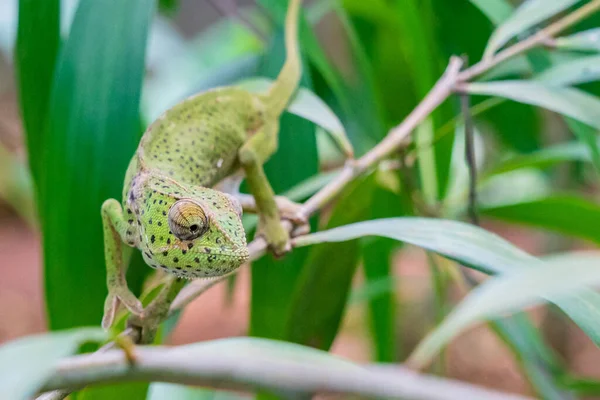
[121,87,265,277]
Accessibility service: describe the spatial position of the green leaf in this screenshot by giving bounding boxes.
[294,218,600,350]
[0,328,107,400]
[41,0,154,330]
[537,55,600,86]
[465,81,600,130]
[555,28,600,52]
[238,78,354,157]
[15,0,60,185]
[469,0,513,25]
[408,252,600,368]
[482,195,600,244]
[490,316,572,400]
[284,175,375,350]
[484,0,583,58]
[489,139,593,175]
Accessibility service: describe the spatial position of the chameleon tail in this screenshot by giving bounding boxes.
[265,0,302,116]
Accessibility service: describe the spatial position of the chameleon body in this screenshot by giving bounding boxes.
[101,0,303,328]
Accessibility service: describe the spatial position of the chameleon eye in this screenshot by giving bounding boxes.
[168,199,208,241]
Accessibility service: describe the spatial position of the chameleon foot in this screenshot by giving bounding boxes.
[102,287,144,330]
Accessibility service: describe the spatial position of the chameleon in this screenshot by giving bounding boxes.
[101,0,303,329]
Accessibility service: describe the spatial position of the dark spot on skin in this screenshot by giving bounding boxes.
[173,257,179,263]
[151,235,156,244]
[187,243,193,249]
[208,254,217,262]
[163,251,168,256]
[215,237,221,244]
[194,257,200,263]
[204,248,211,253]
[162,211,167,216]
[126,230,132,235]
[158,222,162,226]
[144,252,152,259]
[167,238,171,245]
[128,241,134,245]
[176,266,182,270]
[148,218,152,224]
[186,265,192,269]
[127,209,132,214]
[182,249,187,255]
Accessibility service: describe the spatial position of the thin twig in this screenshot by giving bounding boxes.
[39,346,533,400]
[460,80,478,225]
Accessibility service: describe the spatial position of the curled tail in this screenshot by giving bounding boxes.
[265,0,302,116]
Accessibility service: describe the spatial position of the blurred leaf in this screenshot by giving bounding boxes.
[249,27,318,340]
[361,173,407,362]
[561,376,600,396]
[555,28,600,52]
[285,175,375,350]
[147,383,245,400]
[489,139,593,175]
[76,383,149,400]
[238,78,354,157]
[408,252,600,368]
[484,0,583,58]
[15,0,60,185]
[362,240,398,362]
[491,315,572,400]
[282,170,339,202]
[466,81,600,130]
[0,145,36,226]
[295,218,600,350]
[537,55,600,86]
[158,0,178,15]
[41,0,154,331]
[468,0,513,25]
[482,195,600,244]
[0,328,107,400]
[467,81,600,171]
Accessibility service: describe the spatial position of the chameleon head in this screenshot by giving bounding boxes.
[140,188,249,278]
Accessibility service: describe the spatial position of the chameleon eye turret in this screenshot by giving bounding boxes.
[168,199,209,241]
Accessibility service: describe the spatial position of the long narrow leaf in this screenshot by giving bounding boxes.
[294,218,600,351]
[482,195,600,244]
[484,0,583,58]
[555,28,600,52]
[537,55,600,86]
[0,328,107,400]
[42,0,154,329]
[469,0,513,25]
[466,81,600,130]
[15,0,60,185]
[408,252,600,368]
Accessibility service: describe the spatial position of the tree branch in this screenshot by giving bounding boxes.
[39,346,533,400]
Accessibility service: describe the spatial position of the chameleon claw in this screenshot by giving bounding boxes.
[102,288,144,330]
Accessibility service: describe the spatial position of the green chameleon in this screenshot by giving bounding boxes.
[101,0,304,329]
